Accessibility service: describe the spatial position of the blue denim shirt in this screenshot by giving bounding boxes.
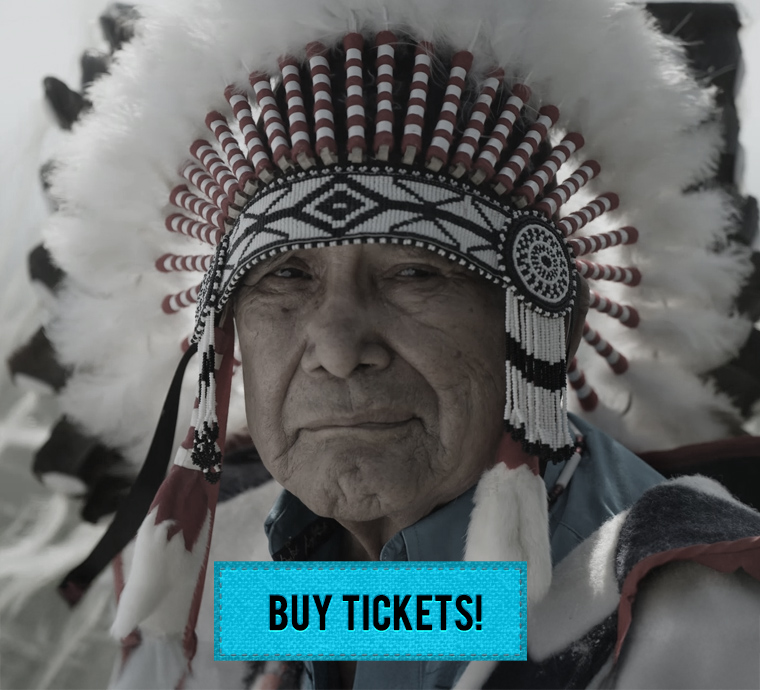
[263,415,664,689]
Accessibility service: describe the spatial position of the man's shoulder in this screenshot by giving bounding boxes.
[611,560,760,689]
[609,475,760,686]
[503,475,760,690]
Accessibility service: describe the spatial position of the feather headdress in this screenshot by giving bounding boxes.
[34,0,752,680]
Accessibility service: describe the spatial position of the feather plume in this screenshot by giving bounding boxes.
[42,0,751,465]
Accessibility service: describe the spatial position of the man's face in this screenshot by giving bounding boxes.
[234,243,506,528]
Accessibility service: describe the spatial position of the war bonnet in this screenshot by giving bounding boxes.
[45,0,751,674]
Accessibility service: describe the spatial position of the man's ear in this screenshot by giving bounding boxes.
[566,274,590,363]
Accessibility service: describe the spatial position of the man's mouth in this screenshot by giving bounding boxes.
[300,414,416,432]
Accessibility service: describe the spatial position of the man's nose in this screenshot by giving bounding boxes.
[300,279,392,379]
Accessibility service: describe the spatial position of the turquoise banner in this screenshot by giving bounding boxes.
[214,561,526,661]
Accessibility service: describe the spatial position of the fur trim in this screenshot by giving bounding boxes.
[669,473,748,509]
[527,511,626,661]
[110,481,282,689]
[465,462,552,603]
[609,562,760,689]
[456,475,760,689]
[110,635,187,690]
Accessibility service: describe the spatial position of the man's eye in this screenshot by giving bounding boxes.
[396,266,440,279]
[267,266,311,280]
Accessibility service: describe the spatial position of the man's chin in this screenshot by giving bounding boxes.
[293,468,419,524]
[278,436,429,521]
[293,434,426,476]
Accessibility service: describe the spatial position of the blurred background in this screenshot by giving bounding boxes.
[0,1,757,688]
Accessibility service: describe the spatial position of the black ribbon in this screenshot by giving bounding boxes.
[58,342,198,605]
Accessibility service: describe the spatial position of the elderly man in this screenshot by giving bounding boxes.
[228,245,668,689]
[40,0,760,688]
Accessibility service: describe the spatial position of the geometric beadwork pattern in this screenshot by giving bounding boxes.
[209,166,572,319]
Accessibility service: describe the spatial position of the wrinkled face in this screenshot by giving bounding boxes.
[234,243,506,526]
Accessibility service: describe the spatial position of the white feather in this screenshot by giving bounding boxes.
[0,496,106,614]
[111,506,210,639]
[0,496,115,689]
[572,356,741,453]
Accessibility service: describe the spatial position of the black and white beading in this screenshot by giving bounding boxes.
[193,167,573,318]
[503,215,574,313]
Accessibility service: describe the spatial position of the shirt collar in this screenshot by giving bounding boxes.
[264,484,477,562]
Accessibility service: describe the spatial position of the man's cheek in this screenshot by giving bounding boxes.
[241,334,301,425]
[242,370,286,460]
